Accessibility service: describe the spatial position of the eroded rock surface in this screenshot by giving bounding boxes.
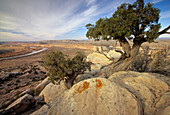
[31,104,49,115]
[35,77,50,95]
[109,71,169,115]
[48,78,142,115]
[39,81,68,103]
[3,94,35,115]
[74,74,93,84]
[106,50,121,59]
[155,92,170,115]
[86,52,112,66]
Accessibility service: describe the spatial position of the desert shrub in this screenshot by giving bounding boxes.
[131,46,170,76]
[131,46,151,72]
[149,47,170,75]
[29,88,35,96]
[42,51,91,88]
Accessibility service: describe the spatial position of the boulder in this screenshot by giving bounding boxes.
[106,50,121,59]
[94,72,106,78]
[39,81,68,103]
[93,46,98,51]
[35,77,50,95]
[34,96,45,105]
[98,46,103,52]
[19,88,31,97]
[91,64,102,70]
[102,46,110,51]
[74,74,93,84]
[48,78,142,115]
[84,64,103,76]
[109,71,169,115]
[85,69,99,76]
[3,94,35,114]
[30,104,49,115]
[86,52,112,66]
[155,92,170,115]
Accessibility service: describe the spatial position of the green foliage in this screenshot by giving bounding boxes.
[86,0,161,43]
[43,51,91,84]
[29,88,35,96]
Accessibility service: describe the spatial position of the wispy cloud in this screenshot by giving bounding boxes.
[0,0,167,41]
[160,10,170,18]
[149,0,163,4]
[86,0,97,6]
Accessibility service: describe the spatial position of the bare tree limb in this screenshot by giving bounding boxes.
[158,25,170,35]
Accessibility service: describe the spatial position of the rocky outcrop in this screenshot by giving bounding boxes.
[155,92,170,115]
[30,104,49,115]
[27,70,169,115]
[109,71,169,115]
[91,64,103,70]
[93,46,98,51]
[93,46,110,52]
[35,77,50,95]
[106,50,121,59]
[86,52,112,66]
[85,64,103,76]
[3,94,35,115]
[39,81,68,103]
[74,74,93,84]
[48,78,142,115]
[102,46,110,51]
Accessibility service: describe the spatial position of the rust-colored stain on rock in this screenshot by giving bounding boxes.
[98,73,103,76]
[95,79,103,88]
[77,81,89,93]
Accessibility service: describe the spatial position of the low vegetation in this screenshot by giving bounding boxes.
[131,46,170,76]
[43,51,91,88]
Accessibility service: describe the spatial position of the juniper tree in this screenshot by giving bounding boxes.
[86,0,170,77]
[43,51,91,88]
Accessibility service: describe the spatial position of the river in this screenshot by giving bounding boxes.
[0,48,47,61]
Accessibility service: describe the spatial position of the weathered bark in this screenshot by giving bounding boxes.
[105,37,143,78]
[118,37,131,58]
[158,25,170,35]
[104,26,170,78]
[65,72,80,89]
[65,75,77,89]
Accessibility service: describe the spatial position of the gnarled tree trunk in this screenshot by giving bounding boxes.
[105,37,143,78]
[104,25,170,77]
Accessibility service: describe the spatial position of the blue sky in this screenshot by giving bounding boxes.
[0,0,169,41]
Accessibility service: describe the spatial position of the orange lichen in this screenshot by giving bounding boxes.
[98,73,103,76]
[95,79,103,88]
[60,77,64,80]
[77,81,89,93]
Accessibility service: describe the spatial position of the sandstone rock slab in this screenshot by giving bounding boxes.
[3,94,35,114]
[35,77,50,95]
[93,46,98,51]
[48,78,142,115]
[106,50,121,59]
[74,74,93,84]
[39,81,68,103]
[86,52,112,66]
[109,71,169,115]
[155,92,170,115]
[31,104,49,115]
